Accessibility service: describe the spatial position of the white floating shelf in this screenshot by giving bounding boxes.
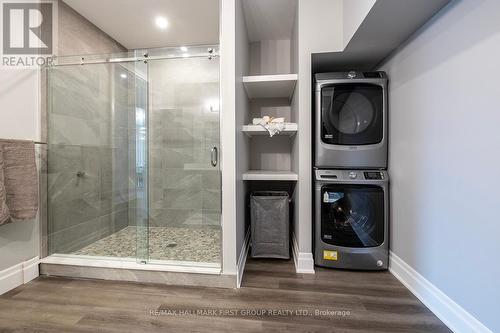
[242,123,298,137]
[242,74,297,99]
[242,170,298,181]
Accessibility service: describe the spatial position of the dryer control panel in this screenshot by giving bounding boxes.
[315,169,388,183]
[364,171,384,180]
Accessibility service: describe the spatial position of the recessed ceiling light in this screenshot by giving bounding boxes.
[180,46,188,52]
[120,73,127,79]
[155,16,169,30]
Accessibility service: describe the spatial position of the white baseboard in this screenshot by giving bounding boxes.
[236,229,251,288]
[389,251,492,333]
[0,257,39,295]
[292,233,315,274]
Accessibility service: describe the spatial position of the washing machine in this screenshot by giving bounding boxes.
[314,71,388,169]
[314,169,389,270]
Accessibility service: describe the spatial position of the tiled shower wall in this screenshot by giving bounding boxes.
[147,57,221,229]
[47,64,136,253]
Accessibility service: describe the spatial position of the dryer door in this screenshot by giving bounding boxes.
[321,184,384,248]
[321,83,383,145]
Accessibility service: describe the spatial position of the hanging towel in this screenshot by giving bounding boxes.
[0,149,11,226]
[0,139,38,221]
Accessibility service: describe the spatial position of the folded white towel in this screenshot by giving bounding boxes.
[252,116,285,125]
[252,117,286,137]
[263,122,285,137]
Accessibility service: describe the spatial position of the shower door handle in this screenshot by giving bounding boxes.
[211,147,218,167]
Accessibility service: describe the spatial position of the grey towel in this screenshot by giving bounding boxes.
[0,139,38,222]
[0,149,10,225]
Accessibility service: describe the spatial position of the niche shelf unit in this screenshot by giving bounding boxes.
[242,123,298,137]
[237,0,299,184]
[242,171,298,181]
[240,73,298,180]
[235,0,299,273]
[242,74,297,99]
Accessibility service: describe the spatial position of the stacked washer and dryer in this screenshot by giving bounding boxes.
[313,71,389,270]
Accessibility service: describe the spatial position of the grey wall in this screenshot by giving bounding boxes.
[57,0,125,56]
[0,217,39,271]
[342,0,376,48]
[380,1,500,331]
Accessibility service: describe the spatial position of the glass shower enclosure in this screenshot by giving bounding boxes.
[45,46,221,268]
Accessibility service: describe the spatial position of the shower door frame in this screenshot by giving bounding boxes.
[40,46,223,276]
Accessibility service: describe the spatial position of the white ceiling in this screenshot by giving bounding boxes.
[63,0,219,49]
[242,0,297,42]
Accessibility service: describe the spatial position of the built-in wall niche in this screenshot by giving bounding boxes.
[242,74,297,100]
[241,91,298,180]
[243,38,297,101]
[243,180,296,238]
[240,0,298,182]
[242,131,297,181]
[249,135,292,171]
[249,40,292,75]
[249,98,294,123]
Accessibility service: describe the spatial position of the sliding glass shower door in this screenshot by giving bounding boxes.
[46,58,150,261]
[147,54,221,264]
[46,47,221,267]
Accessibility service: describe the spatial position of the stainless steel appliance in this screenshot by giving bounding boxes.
[314,169,389,270]
[314,71,388,169]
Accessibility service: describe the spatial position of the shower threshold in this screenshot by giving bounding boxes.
[40,227,235,288]
[40,254,220,274]
[39,254,236,288]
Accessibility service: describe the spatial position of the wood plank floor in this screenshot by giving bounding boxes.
[0,258,451,332]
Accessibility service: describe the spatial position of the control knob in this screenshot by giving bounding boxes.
[347,71,357,79]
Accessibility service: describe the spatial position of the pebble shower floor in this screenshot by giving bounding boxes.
[72,226,221,263]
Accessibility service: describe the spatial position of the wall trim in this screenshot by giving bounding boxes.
[220,0,237,276]
[292,233,315,274]
[236,228,251,288]
[0,257,39,295]
[389,251,493,333]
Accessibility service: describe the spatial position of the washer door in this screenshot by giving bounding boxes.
[321,184,384,248]
[321,83,383,145]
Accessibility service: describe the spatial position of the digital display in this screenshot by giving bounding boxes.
[364,172,383,180]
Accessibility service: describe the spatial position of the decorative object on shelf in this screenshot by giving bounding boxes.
[242,123,297,137]
[253,116,285,137]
